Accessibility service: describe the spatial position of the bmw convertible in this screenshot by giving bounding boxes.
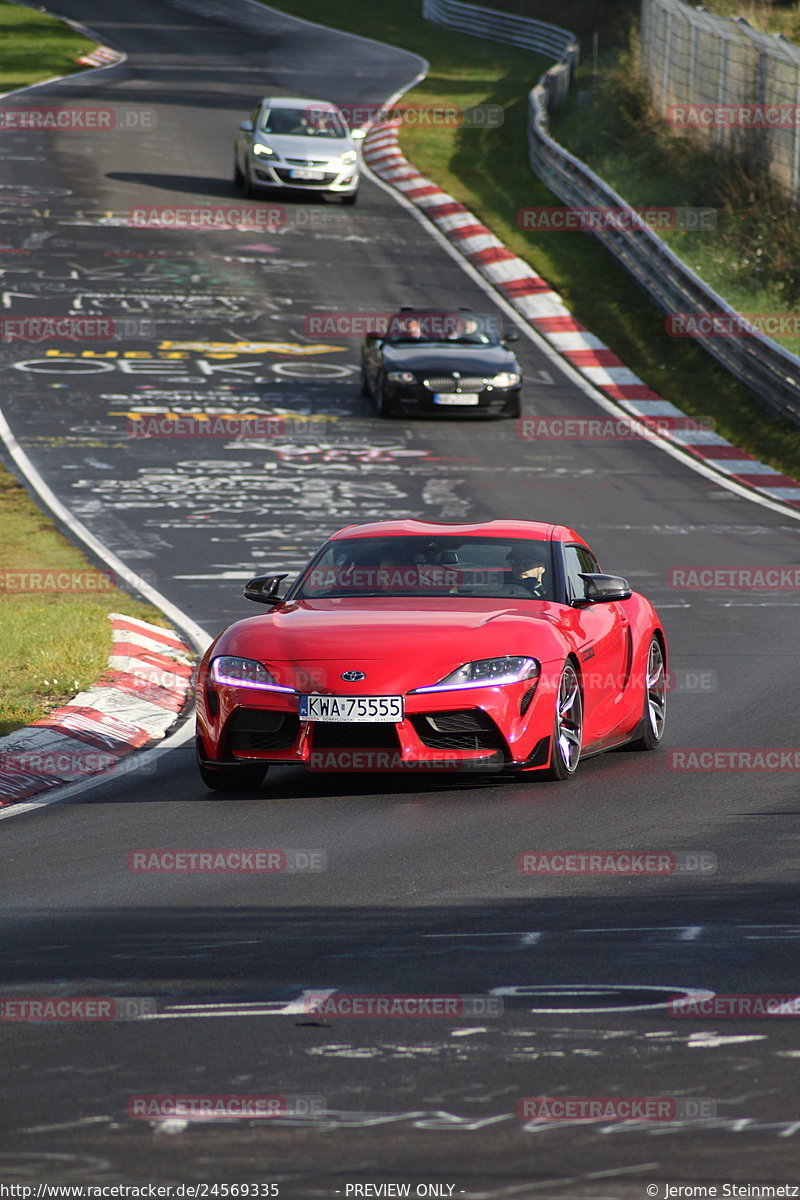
[196,520,667,791]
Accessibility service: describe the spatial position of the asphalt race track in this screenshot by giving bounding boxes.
[2,1,800,1193]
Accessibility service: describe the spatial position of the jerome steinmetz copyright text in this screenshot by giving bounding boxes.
[646,1187,800,1197]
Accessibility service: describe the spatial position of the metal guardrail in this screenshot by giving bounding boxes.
[421,0,579,111]
[421,0,800,428]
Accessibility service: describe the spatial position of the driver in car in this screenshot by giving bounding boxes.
[507,548,549,598]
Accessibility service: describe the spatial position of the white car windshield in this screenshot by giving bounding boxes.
[261,107,347,138]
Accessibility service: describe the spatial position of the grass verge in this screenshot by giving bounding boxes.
[265,0,800,481]
[0,1,97,93]
[0,463,172,736]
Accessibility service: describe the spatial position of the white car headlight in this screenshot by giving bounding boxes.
[413,656,540,693]
[386,371,416,384]
[489,372,520,387]
[339,149,358,164]
[253,143,275,157]
[210,656,294,692]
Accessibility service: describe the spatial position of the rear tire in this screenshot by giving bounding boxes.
[376,374,397,418]
[542,662,582,781]
[628,636,667,750]
[198,759,267,793]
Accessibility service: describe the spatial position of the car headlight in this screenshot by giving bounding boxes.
[210,656,294,692]
[339,149,358,164]
[386,371,416,384]
[489,372,520,387]
[253,143,275,156]
[413,656,540,693]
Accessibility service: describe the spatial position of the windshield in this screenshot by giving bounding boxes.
[293,536,554,600]
[260,105,347,138]
[384,311,502,345]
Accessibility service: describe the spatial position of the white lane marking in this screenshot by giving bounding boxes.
[138,989,338,1020]
[688,1033,767,1047]
[679,926,704,940]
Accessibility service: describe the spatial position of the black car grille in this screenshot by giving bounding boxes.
[274,168,337,185]
[410,710,506,752]
[422,376,487,392]
[312,722,401,749]
[227,709,299,753]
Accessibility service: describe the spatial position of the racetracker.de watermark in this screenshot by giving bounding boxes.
[518,851,717,875]
[127,416,284,438]
[517,206,716,232]
[0,569,115,592]
[306,751,500,773]
[668,567,800,589]
[669,749,800,771]
[0,317,155,342]
[303,311,502,338]
[331,102,503,128]
[667,313,800,338]
[518,416,715,440]
[127,849,326,872]
[669,103,800,128]
[517,1096,717,1120]
[127,204,332,230]
[669,994,800,1017]
[0,996,155,1020]
[128,1094,325,1119]
[0,107,156,131]
[303,993,503,1017]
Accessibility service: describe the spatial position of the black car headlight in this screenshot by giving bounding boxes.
[386,371,416,384]
[412,656,540,693]
[210,656,294,693]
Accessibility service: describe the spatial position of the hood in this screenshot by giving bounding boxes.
[213,598,567,692]
[381,342,518,376]
[267,134,352,161]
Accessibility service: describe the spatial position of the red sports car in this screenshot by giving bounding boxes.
[196,519,667,791]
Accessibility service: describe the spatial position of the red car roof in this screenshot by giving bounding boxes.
[329,519,587,545]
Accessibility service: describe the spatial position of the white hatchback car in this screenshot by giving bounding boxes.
[234,96,363,205]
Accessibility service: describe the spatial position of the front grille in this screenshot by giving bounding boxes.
[274,168,337,186]
[410,710,506,752]
[227,709,299,752]
[284,157,330,167]
[422,376,487,392]
[312,722,401,749]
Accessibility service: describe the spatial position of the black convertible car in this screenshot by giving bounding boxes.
[360,308,522,418]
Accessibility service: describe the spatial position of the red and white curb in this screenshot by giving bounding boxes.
[0,614,194,807]
[75,45,123,67]
[362,120,800,511]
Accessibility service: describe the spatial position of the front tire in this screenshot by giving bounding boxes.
[543,662,582,781]
[375,374,397,419]
[234,156,244,188]
[341,189,358,206]
[629,636,667,750]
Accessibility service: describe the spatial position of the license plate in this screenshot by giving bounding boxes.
[433,393,480,405]
[289,169,325,180]
[299,694,404,722]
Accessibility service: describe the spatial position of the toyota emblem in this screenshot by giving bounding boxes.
[341,670,366,682]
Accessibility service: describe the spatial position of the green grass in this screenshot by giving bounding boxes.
[266,0,800,480]
[0,1,97,93]
[0,463,174,737]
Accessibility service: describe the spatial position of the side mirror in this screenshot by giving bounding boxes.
[351,128,366,140]
[575,573,632,605]
[239,119,253,133]
[244,573,288,605]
